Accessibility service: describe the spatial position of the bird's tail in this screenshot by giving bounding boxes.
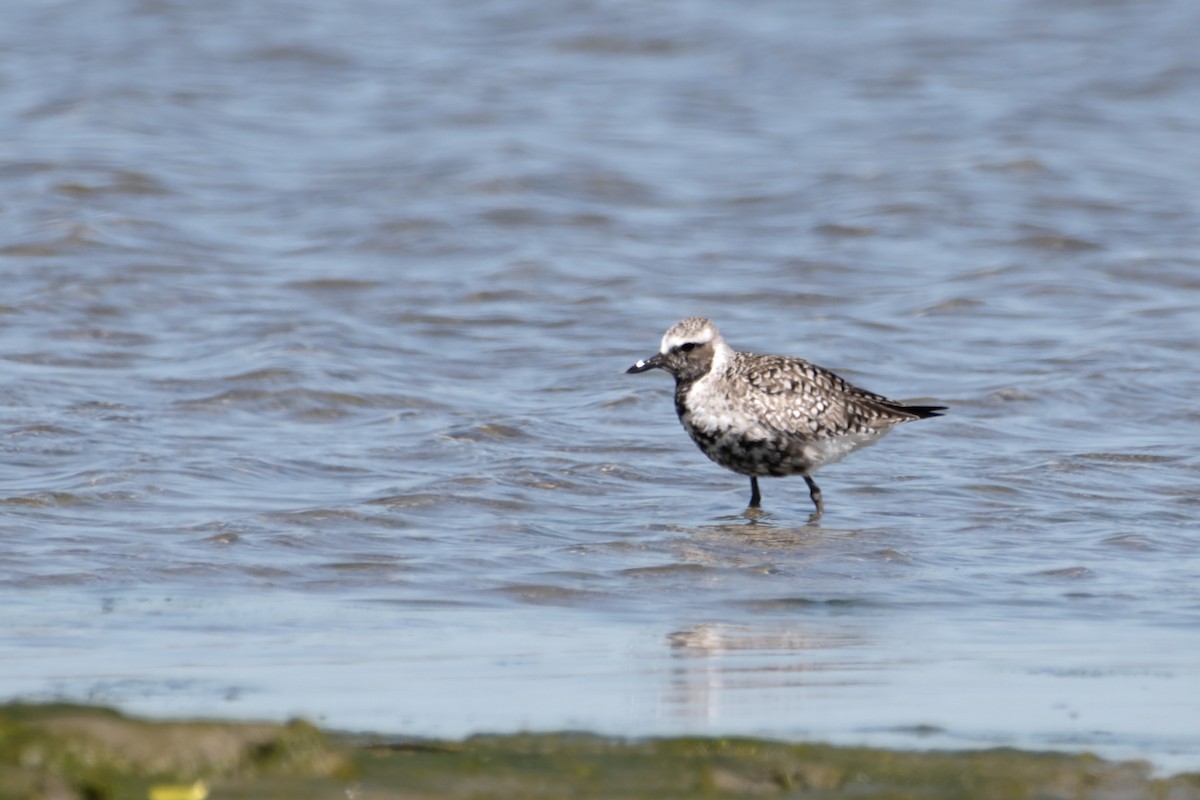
[901,405,947,419]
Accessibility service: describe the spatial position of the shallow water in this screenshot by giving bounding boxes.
[3,0,1200,774]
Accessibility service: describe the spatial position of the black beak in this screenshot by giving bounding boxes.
[626,353,664,374]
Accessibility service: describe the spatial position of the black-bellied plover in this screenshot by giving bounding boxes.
[626,317,945,515]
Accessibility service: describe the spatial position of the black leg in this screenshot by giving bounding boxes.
[748,476,762,508]
[803,475,823,516]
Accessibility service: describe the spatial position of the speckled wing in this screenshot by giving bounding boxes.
[734,353,917,438]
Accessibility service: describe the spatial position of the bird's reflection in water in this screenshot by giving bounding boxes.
[661,621,873,726]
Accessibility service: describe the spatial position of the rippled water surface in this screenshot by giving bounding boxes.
[3,0,1200,773]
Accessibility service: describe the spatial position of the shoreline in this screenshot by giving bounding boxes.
[3,702,1198,799]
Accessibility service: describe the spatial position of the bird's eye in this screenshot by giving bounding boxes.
[680,342,697,352]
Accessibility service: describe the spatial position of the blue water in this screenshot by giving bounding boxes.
[2,0,1199,774]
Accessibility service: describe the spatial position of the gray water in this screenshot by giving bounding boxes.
[3,0,1200,774]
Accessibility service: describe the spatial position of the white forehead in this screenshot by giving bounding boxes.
[660,316,717,353]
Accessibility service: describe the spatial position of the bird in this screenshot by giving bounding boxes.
[626,317,945,515]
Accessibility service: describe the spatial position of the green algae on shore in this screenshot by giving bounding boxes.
[2,703,1198,799]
